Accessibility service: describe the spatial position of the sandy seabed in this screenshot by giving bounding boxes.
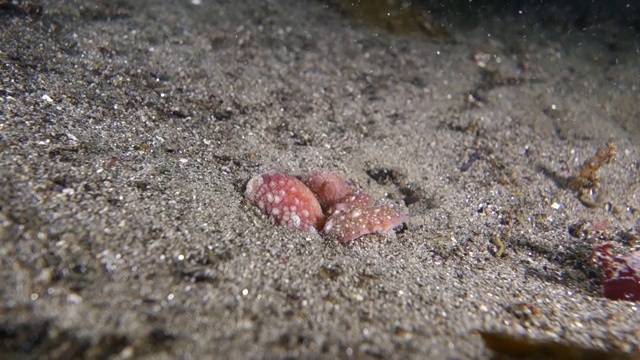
[1,1,639,358]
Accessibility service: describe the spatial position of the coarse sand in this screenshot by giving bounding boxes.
[1,1,639,358]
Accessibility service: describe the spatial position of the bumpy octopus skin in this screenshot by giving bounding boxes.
[323,203,409,243]
[245,171,408,243]
[245,173,325,232]
[302,171,352,210]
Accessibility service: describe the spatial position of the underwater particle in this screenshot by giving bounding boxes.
[323,203,409,243]
[303,171,352,211]
[245,173,325,232]
[592,244,640,302]
[460,151,482,172]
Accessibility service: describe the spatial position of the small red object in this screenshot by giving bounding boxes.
[592,244,640,302]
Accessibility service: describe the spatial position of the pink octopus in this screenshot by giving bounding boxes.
[245,171,408,243]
